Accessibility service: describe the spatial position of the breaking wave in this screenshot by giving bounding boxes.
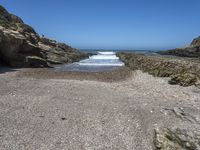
[78,51,124,66]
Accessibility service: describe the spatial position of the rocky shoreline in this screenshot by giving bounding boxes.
[0,5,88,67]
[117,52,200,87]
[158,36,200,58]
[117,35,200,88]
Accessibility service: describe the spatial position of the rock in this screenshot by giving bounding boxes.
[158,36,200,57]
[0,27,43,67]
[40,37,57,47]
[169,73,197,86]
[25,56,49,67]
[0,5,19,29]
[0,5,88,67]
[191,36,200,47]
[158,47,200,58]
[117,52,200,87]
[154,128,198,150]
[10,14,24,24]
[16,23,37,34]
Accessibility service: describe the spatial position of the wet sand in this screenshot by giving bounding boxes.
[0,68,200,149]
[16,67,132,82]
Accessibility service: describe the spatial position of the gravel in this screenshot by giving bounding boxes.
[0,69,200,150]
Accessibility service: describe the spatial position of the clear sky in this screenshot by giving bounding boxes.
[1,0,200,50]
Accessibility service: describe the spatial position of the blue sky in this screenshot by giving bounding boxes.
[1,0,200,50]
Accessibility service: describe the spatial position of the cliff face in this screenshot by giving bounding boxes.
[158,36,200,58]
[0,5,88,67]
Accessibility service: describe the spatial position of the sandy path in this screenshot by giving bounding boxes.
[0,70,200,150]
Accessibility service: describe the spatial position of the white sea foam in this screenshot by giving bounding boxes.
[89,55,118,60]
[78,63,124,66]
[97,52,115,55]
[78,51,124,66]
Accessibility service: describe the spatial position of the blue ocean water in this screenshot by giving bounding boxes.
[80,49,158,54]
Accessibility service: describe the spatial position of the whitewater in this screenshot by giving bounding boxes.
[78,52,124,66]
[55,52,124,72]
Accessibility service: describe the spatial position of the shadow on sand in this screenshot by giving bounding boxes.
[0,66,17,74]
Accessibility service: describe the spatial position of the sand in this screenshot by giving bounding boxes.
[0,68,200,150]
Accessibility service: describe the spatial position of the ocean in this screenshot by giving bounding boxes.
[55,50,159,72]
[80,49,158,54]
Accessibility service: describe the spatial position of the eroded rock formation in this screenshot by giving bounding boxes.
[0,5,88,67]
[117,52,200,87]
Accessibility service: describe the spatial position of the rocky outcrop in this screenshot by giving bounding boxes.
[158,36,200,57]
[191,36,200,47]
[154,128,199,150]
[0,5,88,67]
[117,52,200,87]
[158,46,200,58]
[169,73,197,87]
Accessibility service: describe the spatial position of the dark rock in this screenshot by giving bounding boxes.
[25,56,49,67]
[61,117,67,120]
[40,37,57,47]
[16,23,36,34]
[56,42,76,52]
[39,115,45,118]
[158,36,200,58]
[158,47,200,58]
[10,14,24,24]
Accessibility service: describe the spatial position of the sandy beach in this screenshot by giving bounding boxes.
[0,68,200,149]
[1,2,200,149]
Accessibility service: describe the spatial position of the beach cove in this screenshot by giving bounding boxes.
[1,3,200,150]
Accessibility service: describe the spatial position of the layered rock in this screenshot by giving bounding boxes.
[158,36,200,57]
[117,52,200,87]
[0,5,88,67]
